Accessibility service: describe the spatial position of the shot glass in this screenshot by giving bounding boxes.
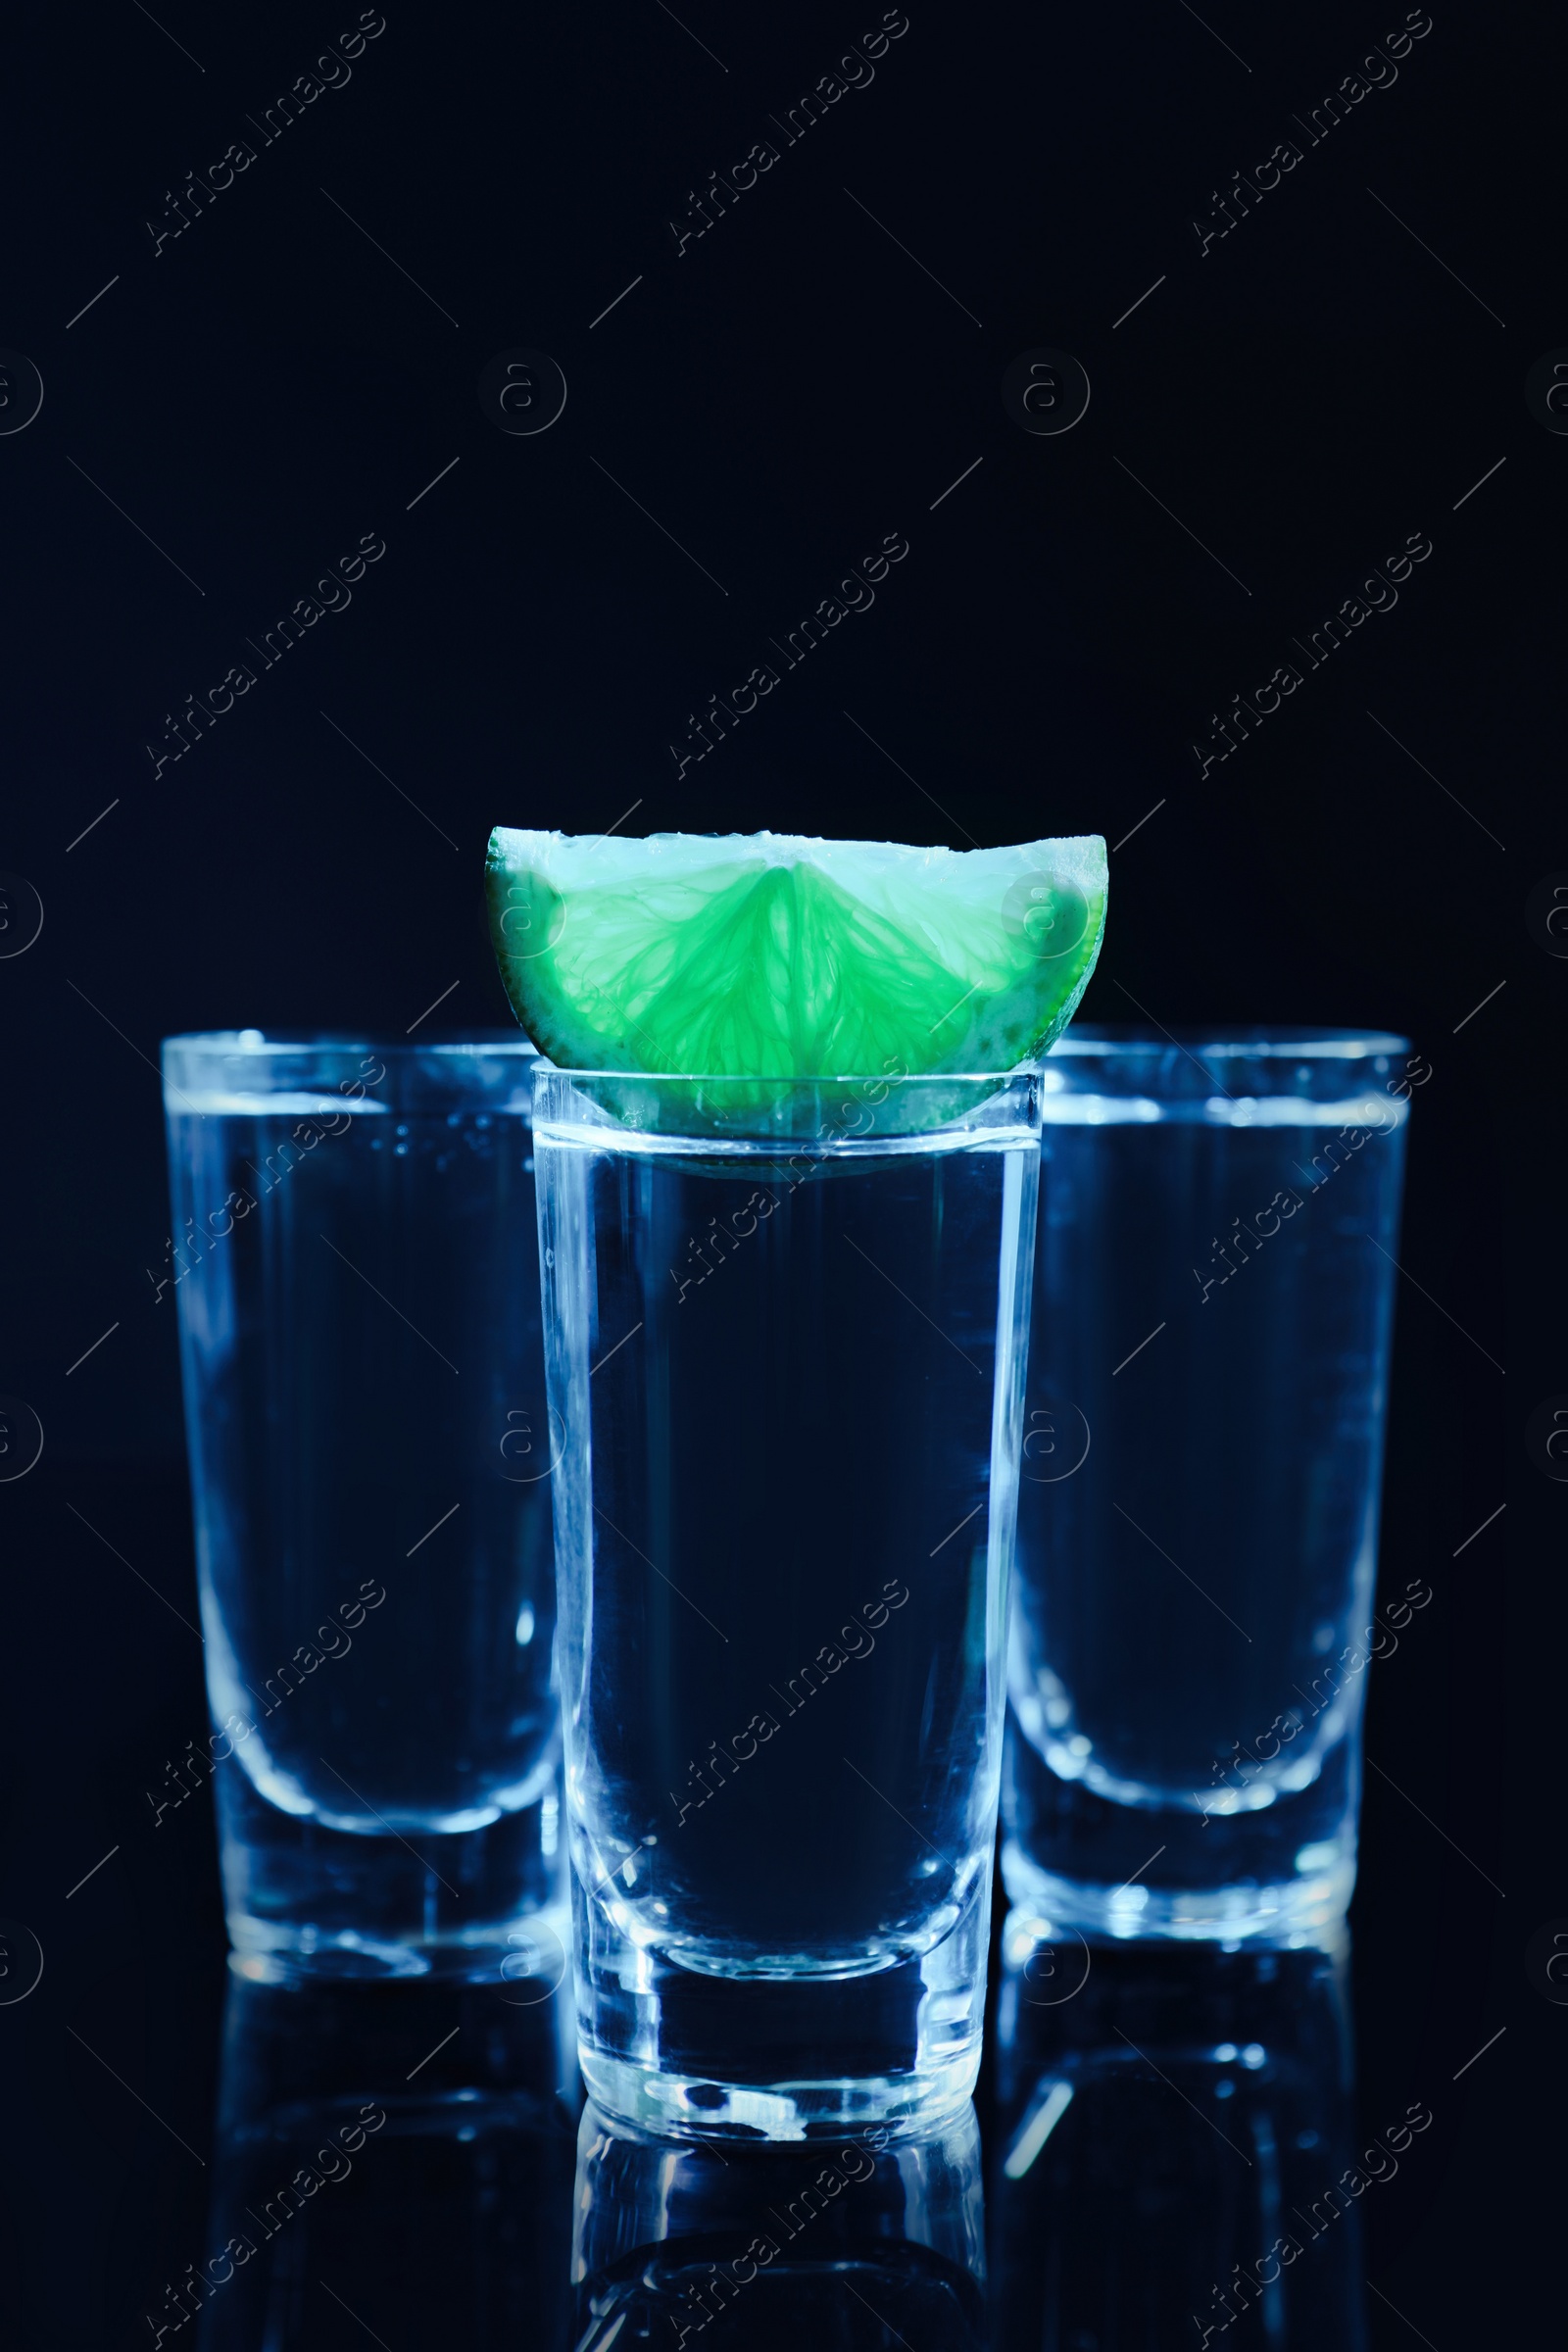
[162,1032,565,1981]
[1004,1030,1414,1942]
[532,1066,1042,2137]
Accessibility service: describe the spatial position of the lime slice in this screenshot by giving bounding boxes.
[486,830,1105,1086]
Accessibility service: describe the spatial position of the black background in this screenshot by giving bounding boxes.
[0,0,1555,2341]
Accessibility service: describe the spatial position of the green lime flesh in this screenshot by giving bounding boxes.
[486,828,1106,1086]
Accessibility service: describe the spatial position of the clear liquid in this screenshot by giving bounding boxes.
[538,1118,1036,2128]
[168,1092,561,1967]
[1005,1094,1405,1939]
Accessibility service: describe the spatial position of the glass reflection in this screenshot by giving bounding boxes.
[181,1968,577,2349]
[572,2102,986,2349]
[989,1921,1368,2349]
[163,1924,1378,2347]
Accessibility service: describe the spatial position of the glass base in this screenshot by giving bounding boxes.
[576,2045,981,2144]
[1002,1844,1355,1944]
[216,1754,569,1984]
[1002,1716,1358,1945]
[573,1870,994,2142]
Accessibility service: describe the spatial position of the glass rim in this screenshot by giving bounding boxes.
[1047,1025,1410,1060]
[536,1062,1036,1085]
[531,1062,1041,1146]
[161,1028,539,1057]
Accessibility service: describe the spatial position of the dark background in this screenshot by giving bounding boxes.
[0,0,1554,2342]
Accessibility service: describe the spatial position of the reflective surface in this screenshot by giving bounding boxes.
[187,1973,577,2349]
[574,2100,986,2349]
[991,1928,1384,2348]
[101,1924,1440,2349]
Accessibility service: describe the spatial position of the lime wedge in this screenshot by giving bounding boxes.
[486,829,1105,1083]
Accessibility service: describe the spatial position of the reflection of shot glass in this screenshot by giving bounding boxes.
[992,1934,1370,2349]
[162,1033,565,1981]
[1005,1031,1412,1943]
[573,2099,984,2346]
[533,1067,1042,2137]
[194,1974,576,2349]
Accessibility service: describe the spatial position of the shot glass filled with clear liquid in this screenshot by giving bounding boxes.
[163,1032,565,1983]
[534,1065,1041,2137]
[1004,1029,1413,1944]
